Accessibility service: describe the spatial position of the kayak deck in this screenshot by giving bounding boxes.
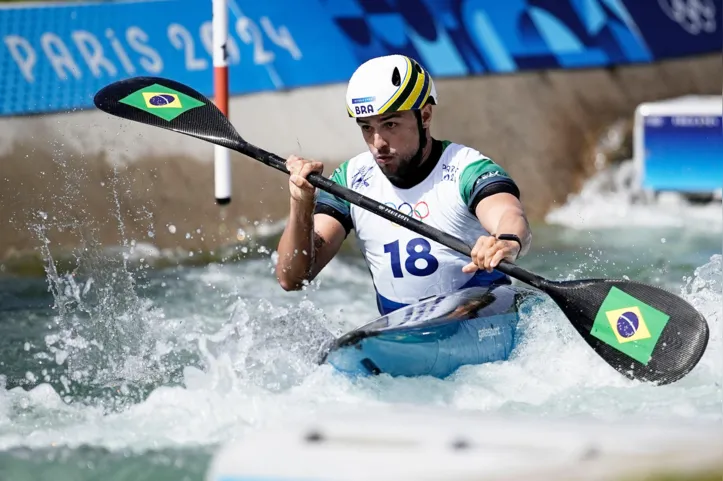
[321,285,535,378]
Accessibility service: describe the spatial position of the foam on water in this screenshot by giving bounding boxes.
[545,159,723,231]
[0,249,720,454]
[1,154,721,460]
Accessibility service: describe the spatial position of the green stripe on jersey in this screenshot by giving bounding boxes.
[459,158,511,205]
[330,161,349,187]
[317,160,351,211]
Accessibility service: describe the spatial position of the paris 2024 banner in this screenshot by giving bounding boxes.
[1,0,720,116]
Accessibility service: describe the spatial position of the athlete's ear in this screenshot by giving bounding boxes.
[421,104,433,129]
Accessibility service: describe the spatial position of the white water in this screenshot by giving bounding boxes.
[0,161,721,458]
[0,255,720,454]
[545,159,723,231]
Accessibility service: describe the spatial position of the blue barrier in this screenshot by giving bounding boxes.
[634,96,722,195]
[1,0,720,116]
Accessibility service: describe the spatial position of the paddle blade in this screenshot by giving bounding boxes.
[543,279,709,385]
[93,76,245,150]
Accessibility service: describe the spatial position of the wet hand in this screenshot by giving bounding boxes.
[462,235,520,274]
[286,155,324,203]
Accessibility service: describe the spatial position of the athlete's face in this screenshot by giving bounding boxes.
[356,105,432,180]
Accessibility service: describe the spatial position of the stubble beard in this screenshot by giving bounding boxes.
[378,151,416,183]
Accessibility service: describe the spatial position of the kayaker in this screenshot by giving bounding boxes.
[275,54,532,315]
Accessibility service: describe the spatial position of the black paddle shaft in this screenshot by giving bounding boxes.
[239,141,547,289]
[92,74,542,286]
[92,76,710,385]
[224,128,711,387]
[244,136,710,385]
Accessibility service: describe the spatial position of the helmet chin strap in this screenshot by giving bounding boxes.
[413,109,427,162]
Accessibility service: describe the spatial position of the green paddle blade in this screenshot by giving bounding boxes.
[542,278,709,385]
[93,76,245,151]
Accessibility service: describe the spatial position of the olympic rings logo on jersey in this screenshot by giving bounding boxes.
[658,0,717,35]
[384,201,430,226]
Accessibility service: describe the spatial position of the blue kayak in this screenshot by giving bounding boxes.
[320,284,535,378]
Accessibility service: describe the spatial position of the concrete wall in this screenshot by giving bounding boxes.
[0,54,720,263]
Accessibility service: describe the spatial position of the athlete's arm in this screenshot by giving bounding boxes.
[461,192,532,273]
[275,156,347,291]
[276,208,346,291]
[456,155,532,273]
[475,192,532,257]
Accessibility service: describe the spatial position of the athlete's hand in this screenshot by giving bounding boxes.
[462,235,520,274]
[286,155,324,203]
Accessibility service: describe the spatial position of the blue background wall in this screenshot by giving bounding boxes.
[1,0,721,116]
[642,113,723,193]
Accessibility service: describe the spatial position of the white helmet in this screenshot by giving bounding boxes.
[346,54,438,118]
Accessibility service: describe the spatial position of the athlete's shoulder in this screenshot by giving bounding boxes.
[440,141,497,167]
[438,140,519,208]
[329,151,374,187]
[335,151,378,191]
[317,154,372,233]
[438,140,510,176]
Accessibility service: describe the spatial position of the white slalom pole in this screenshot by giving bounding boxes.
[213,0,231,205]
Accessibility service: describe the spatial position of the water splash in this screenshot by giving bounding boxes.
[186,296,335,394]
[677,255,722,384]
[0,253,720,455]
[2,138,721,459]
[546,159,723,231]
[20,145,175,407]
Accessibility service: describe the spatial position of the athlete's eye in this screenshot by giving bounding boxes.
[360,125,372,133]
[384,122,397,129]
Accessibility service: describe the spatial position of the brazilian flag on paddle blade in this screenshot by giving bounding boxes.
[541,277,708,385]
[590,287,670,365]
[119,83,204,122]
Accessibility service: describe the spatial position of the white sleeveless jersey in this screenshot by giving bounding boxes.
[315,140,517,314]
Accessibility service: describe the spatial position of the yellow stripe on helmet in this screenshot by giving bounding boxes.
[397,69,428,111]
[418,74,432,107]
[377,57,413,114]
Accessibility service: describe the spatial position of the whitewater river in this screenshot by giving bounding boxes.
[0,165,721,480]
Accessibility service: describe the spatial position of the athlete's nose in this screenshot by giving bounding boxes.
[373,132,389,152]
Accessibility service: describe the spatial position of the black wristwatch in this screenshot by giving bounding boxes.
[496,234,522,257]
